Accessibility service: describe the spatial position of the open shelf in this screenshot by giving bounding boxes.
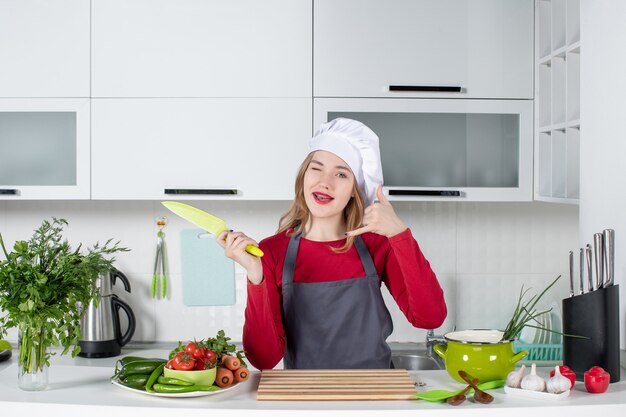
[534,0,581,204]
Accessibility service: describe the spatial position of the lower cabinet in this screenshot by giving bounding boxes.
[91,99,311,200]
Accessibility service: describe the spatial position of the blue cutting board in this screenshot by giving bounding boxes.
[181,229,235,306]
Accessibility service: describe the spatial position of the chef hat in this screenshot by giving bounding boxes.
[309,118,383,206]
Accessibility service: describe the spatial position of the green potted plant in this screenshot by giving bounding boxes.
[0,218,128,390]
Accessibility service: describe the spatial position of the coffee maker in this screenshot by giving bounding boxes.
[78,269,136,358]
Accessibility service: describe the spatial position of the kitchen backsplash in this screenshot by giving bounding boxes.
[0,200,577,344]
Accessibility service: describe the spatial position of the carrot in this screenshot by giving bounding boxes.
[222,354,240,371]
[215,367,234,388]
[233,366,249,382]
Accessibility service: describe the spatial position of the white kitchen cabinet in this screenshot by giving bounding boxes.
[0,0,89,98]
[91,99,311,200]
[0,99,90,199]
[314,0,534,99]
[535,0,580,204]
[91,0,311,98]
[315,98,534,202]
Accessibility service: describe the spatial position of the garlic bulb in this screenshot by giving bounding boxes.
[506,365,526,388]
[521,363,546,392]
[546,365,571,394]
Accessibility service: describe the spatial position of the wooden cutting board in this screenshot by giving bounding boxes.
[256,369,417,401]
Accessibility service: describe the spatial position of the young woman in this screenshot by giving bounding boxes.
[217,118,447,370]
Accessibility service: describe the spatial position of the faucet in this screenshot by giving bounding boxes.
[426,330,446,369]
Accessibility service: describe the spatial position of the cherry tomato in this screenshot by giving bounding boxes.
[194,359,209,370]
[165,359,176,370]
[173,352,196,371]
[203,349,217,364]
[185,342,198,357]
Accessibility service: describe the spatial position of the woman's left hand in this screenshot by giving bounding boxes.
[346,185,407,238]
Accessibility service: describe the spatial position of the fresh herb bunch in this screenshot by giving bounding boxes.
[501,275,561,341]
[0,218,129,372]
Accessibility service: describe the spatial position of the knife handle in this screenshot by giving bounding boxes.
[603,229,615,287]
[568,251,574,297]
[593,233,604,290]
[245,244,264,257]
[585,244,593,292]
[578,248,584,295]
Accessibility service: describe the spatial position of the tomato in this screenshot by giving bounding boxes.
[165,359,176,370]
[185,342,199,358]
[173,352,196,371]
[194,359,208,370]
[203,349,217,364]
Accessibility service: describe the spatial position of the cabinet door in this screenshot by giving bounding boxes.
[0,0,89,97]
[92,0,311,98]
[91,99,311,200]
[0,99,90,199]
[314,0,533,99]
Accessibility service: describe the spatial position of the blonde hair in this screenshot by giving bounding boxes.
[278,153,365,253]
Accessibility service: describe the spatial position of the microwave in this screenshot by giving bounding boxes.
[314,98,533,201]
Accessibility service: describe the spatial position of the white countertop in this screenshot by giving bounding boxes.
[1,347,626,417]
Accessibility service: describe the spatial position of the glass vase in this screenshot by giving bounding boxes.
[17,323,49,391]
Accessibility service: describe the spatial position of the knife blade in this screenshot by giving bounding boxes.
[579,248,585,295]
[568,250,574,297]
[593,233,604,290]
[161,201,264,257]
[586,244,593,292]
[603,229,614,287]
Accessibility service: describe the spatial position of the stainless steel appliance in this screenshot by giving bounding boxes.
[78,269,136,358]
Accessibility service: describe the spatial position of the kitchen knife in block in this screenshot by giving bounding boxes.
[162,201,263,257]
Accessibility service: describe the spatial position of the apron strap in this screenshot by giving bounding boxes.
[354,236,378,278]
[281,231,302,286]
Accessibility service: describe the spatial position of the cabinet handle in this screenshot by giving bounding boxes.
[388,190,461,197]
[164,188,239,195]
[0,189,19,195]
[389,85,463,93]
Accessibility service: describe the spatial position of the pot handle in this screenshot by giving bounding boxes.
[510,350,528,364]
[112,295,136,347]
[433,343,447,359]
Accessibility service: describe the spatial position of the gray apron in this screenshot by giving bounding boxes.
[281,232,393,369]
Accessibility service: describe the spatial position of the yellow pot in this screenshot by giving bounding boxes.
[433,329,528,383]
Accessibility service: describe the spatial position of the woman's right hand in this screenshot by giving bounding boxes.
[216,231,263,284]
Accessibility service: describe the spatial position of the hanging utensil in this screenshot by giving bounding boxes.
[603,229,615,287]
[151,217,168,299]
[162,201,263,257]
[568,251,574,297]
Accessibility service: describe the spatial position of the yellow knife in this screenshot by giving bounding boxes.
[161,201,264,257]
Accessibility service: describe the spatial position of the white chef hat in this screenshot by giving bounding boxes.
[309,118,383,206]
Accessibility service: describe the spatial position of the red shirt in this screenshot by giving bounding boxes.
[242,228,447,370]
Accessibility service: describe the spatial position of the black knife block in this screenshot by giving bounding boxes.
[562,284,620,383]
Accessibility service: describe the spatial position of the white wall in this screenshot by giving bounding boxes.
[580,0,626,348]
[0,200,577,344]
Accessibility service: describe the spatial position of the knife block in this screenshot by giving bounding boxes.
[562,284,620,383]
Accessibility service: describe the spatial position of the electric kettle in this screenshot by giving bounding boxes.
[78,269,136,358]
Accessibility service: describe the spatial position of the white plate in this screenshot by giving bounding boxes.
[111,378,241,398]
[504,385,570,400]
[533,315,544,344]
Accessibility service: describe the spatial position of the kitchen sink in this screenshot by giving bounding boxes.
[391,353,443,371]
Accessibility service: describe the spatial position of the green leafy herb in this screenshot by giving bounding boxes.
[0,218,129,374]
[501,275,561,342]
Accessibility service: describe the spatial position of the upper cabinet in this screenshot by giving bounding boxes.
[314,0,534,99]
[91,98,311,200]
[534,0,580,204]
[91,0,311,98]
[0,99,91,199]
[0,0,90,98]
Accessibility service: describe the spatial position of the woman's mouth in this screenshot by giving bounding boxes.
[312,192,334,205]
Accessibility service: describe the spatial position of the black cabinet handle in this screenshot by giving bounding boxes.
[164,189,238,195]
[389,85,463,93]
[388,190,461,197]
[0,189,18,195]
